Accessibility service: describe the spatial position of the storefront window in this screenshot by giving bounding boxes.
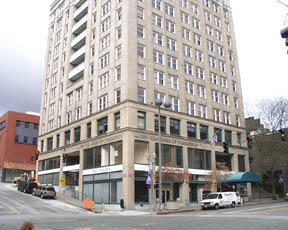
[38,173,59,186]
[176,146,183,167]
[83,172,122,204]
[135,180,149,203]
[94,183,109,203]
[39,157,60,171]
[134,141,148,164]
[84,148,93,169]
[84,145,114,169]
[216,152,232,170]
[83,184,93,200]
[155,144,183,167]
[188,148,211,170]
[110,181,122,203]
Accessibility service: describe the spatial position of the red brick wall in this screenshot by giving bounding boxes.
[0,111,40,170]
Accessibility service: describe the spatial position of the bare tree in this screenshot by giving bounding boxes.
[257,97,288,132]
[155,162,192,201]
[204,162,231,192]
[250,97,288,199]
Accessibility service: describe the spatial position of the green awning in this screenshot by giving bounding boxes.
[223,171,260,183]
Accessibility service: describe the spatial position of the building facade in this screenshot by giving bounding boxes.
[38,0,249,209]
[0,111,39,182]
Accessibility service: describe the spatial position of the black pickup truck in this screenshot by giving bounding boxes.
[17,180,38,194]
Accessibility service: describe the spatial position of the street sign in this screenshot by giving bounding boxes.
[59,178,66,185]
[82,197,95,209]
[279,174,284,184]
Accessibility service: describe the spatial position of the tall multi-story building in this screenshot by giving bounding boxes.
[0,111,39,182]
[38,0,249,209]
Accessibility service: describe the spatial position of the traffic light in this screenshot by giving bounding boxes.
[247,135,253,148]
[35,150,40,161]
[280,26,288,53]
[223,141,229,153]
[279,129,286,141]
[63,153,68,163]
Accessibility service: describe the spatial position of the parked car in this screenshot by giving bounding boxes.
[17,180,38,194]
[32,185,56,199]
[200,192,240,210]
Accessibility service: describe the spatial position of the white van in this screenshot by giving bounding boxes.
[200,192,240,209]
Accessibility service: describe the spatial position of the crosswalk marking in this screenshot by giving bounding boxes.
[73,228,91,230]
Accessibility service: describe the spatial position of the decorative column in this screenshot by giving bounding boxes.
[181,146,190,207]
[122,131,135,210]
[78,149,84,201]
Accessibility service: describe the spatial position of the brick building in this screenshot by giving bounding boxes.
[0,111,39,182]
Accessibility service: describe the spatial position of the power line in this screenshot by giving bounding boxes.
[276,0,288,8]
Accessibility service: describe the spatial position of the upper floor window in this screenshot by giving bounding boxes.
[98,117,108,136]
[137,6,144,19]
[98,94,108,111]
[168,75,179,90]
[101,17,111,32]
[165,3,174,17]
[101,1,111,16]
[155,115,166,133]
[152,0,162,10]
[187,122,196,139]
[152,14,163,27]
[138,111,146,130]
[170,118,180,136]
[200,125,208,140]
[138,87,146,103]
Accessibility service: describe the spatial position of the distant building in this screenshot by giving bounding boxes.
[0,111,39,182]
[245,117,269,136]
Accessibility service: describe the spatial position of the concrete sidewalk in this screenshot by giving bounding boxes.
[56,193,286,216]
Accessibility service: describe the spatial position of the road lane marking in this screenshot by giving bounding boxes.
[0,211,16,214]
[223,205,288,214]
[73,228,91,230]
[250,207,288,214]
[0,200,20,214]
[140,223,155,226]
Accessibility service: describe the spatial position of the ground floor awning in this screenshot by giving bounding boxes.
[223,171,260,183]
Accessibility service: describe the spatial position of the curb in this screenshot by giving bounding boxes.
[156,209,199,215]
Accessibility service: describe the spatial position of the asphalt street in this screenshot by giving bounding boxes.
[1,183,288,230]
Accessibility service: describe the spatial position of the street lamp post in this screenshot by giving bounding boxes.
[155,99,171,211]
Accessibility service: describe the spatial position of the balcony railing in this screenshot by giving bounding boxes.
[68,62,85,81]
[73,0,88,22]
[72,15,87,35]
[70,46,85,65]
[71,30,86,50]
[75,0,87,8]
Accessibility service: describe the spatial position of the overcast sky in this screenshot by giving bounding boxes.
[0,0,287,117]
